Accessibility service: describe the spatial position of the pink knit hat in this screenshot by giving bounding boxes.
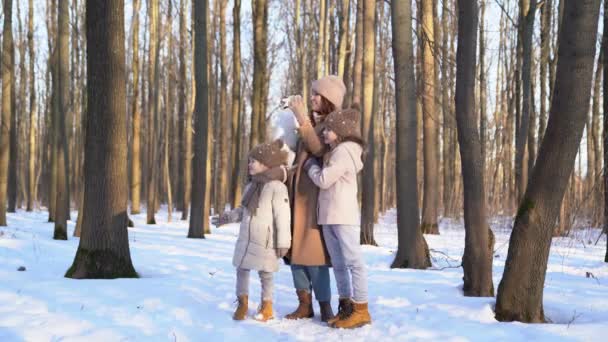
[311,75,346,110]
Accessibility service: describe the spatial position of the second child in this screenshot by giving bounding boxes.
[303,108,372,329]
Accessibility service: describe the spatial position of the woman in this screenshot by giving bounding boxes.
[284,75,347,323]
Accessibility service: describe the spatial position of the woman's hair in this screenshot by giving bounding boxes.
[309,95,336,124]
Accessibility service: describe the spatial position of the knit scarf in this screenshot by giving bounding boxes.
[241,167,286,215]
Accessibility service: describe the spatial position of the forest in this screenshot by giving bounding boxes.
[0,0,607,340]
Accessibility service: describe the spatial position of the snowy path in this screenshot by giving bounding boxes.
[1,209,607,341]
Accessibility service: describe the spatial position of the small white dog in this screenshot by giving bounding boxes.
[268,108,299,166]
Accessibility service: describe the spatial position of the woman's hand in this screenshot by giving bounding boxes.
[288,95,309,126]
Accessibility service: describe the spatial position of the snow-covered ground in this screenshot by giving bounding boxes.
[1,208,607,341]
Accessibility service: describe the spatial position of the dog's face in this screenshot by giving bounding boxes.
[270,109,299,152]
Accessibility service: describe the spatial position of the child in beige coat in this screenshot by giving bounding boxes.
[220,140,292,322]
[303,108,372,329]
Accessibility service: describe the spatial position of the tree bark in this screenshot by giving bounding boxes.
[390,0,432,269]
[146,0,159,224]
[229,0,243,210]
[603,0,608,263]
[515,0,537,203]
[53,0,70,240]
[66,0,137,279]
[317,0,327,78]
[130,0,142,215]
[539,0,552,143]
[180,0,192,220]
[479,0,487,185]
[421,0,439,235]
[216,0,229,214]
[496,0,601,322]
[352,0,363,107]
[188,0,210,239]
[360,0,377,246]
[455,0,494,297]
[249,0,269,148]
[337,0,350,79]
[27,0,36,212]
[0,0,14,226]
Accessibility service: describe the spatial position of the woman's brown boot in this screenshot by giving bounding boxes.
[327,298,353,326]
[285,290,314,319]
[232,295,248,320]
[319,301,334,322]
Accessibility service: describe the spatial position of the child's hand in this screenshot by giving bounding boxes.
[275,248,289,258]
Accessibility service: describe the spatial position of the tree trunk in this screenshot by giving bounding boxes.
[515,0,537,203]
[420,0,439,235]
[66,0,137,279]
[590,48,603,226]
[455,0,494,297]
[146,0,159,224]
[179,0,191,220]
[249,0,269,148]
[539,0,551,143]
[496,0,601,322]
[188,0,210,239]
[53,0,70,240]
[360,0,377,246]
[352,0,363,107]
[337,0,350,79]
[479,0,487,186]
[390,0,432,269]
[603,0,608,263]
[0,0,14,226]
[130,0,142,215]
[317,0,327,78]
[27,0,36,212]
[229,0,243,210]
[216,0,229,214]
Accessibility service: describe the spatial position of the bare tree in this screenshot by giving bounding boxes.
[603,0,608,263]
[515,0,538,202]
[216,0,229,214]
[352,0,363,107]
[180,0,192,220]
[390,0,432,269]
[65,0,137,279]
[337,0,350,79]
[360,0,377,246]
[188,0,210,239]
[0,0,14,226]
[421,0,439,235]
[146,0,160,224]
[496,0,601,322]
[249,0,269,148]
[53,0,70,240]
[455,0,494,297]
[27,0,36,212]
[130,0,142,215]
[229,0,243,210]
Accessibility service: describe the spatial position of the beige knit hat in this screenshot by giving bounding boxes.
[311,75,346,110]
[325,108,362,140]
[249,139,289,168]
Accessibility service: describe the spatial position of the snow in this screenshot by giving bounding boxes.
[1,209,607,341]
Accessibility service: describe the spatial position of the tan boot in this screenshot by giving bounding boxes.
[254,300,274,322]
[327,298,353,326]
[285,290,314,319]
[332,302,371,329]
[232,295,248,321]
